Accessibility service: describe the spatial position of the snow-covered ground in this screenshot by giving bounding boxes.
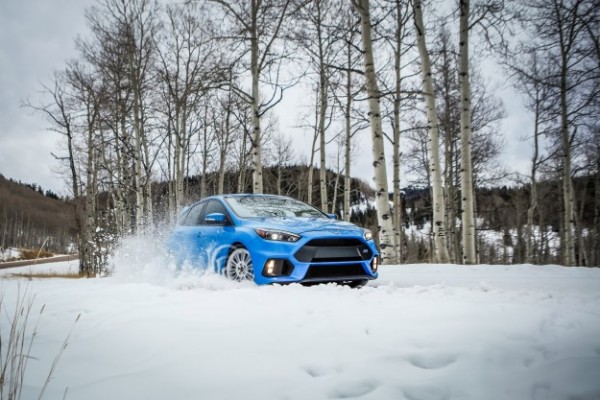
[0,246,21,261]
[1,256,600,400]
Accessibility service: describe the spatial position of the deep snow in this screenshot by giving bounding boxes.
[1,250,600,400]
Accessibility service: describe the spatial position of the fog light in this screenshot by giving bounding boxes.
[370,257,379,273]
[266,259,276,276]
[263,259,294,277]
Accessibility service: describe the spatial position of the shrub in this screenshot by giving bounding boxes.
[18,249,54,260]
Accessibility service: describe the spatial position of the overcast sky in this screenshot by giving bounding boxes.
[0,0,534,196]
[0,0,93,194]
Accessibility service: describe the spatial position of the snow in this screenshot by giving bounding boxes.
[0,247,21,261]
[1,254,600,400]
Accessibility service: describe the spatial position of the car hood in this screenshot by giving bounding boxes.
[242,217,365,236]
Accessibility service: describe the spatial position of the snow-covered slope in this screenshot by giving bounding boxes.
[1,260,599,400]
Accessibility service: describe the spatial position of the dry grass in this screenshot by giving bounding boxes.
[0,285,39,400]
[18,249,54,260]
[0,284,80,399]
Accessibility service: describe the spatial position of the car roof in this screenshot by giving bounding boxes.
[221,194,292,199]
[188,193,295,206]
[198,194,296,201]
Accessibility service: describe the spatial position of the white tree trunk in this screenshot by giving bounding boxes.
[594,152,600,266]
[308,88,319,205]
[343,19,355,222]
[250,1,263,194]
[316,2,329,213]
[560,73,576,266]
[237,130,248,193]
[392,0,404,263]
[250,82,263,194]
[439,33,459,263]
[413,0,450,263]
[132,81,145,233]
[344,62,352,222]
[458,0,476,264]
[176,113,185,210]
[526,68,541,264]
[319,83,328,212]
[352,0,398,264]
[218,103,232,195]
[84,111,97,275]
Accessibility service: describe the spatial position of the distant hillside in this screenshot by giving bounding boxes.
[0,174,76,253]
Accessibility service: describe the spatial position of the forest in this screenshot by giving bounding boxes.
[17,0,599,275]
[0,175,75,255]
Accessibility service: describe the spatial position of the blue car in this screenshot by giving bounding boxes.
[168,194,379,287]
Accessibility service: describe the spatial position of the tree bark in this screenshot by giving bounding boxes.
[526,66,541,264]
[352,0,399,264]
[250,11,263,194]
[559,63,576,266]
[313,0,329,213]
[594,150,600,266]
[413,0,450,263]
[391,0,404,263]
[458,0,477,264]
[218,88,233,195]
[307,87,319,205]
[343,56,352,222]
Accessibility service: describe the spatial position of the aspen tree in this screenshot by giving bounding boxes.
[458,0,476,264]
[412,0,450,263]
[351,0,399,263]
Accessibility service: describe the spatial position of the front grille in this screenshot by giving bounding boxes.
[294,238,372,263]
[303,263,368,280]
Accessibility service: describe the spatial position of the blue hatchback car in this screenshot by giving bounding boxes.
[168,194,379,287]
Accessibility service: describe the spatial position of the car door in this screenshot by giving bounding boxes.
[171,201,207,267]
[197,199,235,272]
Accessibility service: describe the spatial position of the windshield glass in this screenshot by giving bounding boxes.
[225,196,326,218]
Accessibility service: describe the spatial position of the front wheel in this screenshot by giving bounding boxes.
[225,247,254,282]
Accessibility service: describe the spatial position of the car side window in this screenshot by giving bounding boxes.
[177,209,190,225]
[201,200,230,225]
[182,202,205,226]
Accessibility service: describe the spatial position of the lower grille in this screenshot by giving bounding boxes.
[295,239,373,263]
[303,263,368,280]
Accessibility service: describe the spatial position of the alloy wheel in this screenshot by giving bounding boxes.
[226,247,254,281]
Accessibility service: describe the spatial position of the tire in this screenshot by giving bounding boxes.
[225,247,254,281]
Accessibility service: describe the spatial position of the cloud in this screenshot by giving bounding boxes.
[0,0,91,194]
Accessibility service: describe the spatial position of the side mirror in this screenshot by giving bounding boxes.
[205,213,226,224]
[326,213,337,220]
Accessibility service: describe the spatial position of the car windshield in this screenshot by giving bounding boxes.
[224,196,326,218]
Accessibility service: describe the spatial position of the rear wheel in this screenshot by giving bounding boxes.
[225,247,254,281]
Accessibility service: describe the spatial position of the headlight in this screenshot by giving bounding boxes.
[363,229,373,241]
[255,228,300,242]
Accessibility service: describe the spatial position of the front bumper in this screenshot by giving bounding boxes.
[247,233,379,285]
